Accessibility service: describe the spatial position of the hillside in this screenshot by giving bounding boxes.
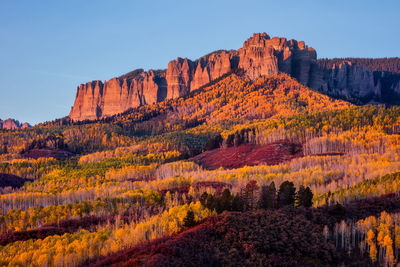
[88,209,346,266]
[1,40,400,267]
[1,102,400,266]
[193,142,302,169]
[89,192,400,267]
[108,72,352,128]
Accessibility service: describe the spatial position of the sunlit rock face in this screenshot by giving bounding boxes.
[166,50,236,100]
[69,70,166,120]
[69,32,383,121]
[237,33,318,87]
[0,119,30,130]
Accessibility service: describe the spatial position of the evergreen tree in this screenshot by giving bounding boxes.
[218,189,232,213]
[205,194,216,211]
[277,181,296,207]
[183,210,196,228]
[242,180,259,210]
[295,185,313,207]
[200,192,208,207]
[231,194,244,212]
[205,134,223,150]
[258,182,276,209]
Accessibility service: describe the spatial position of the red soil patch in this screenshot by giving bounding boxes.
[193,142,302,170]
[22,148,74,160]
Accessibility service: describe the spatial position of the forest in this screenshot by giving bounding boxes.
[318,57,400,74]
[1,73,400,266]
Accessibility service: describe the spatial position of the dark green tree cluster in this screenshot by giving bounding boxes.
[242,180,259,210]
[204,134,223,150]
[225,128,255,147]
[200,181,313,214]
[200,189,243,213]
[258,182,276,209]
[295,185,313,207]
[258,181,313,209]
[183,210,196,228]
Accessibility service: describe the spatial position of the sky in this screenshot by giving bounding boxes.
[0,0,399,125]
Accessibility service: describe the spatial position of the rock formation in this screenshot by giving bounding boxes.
[70,33,322,121]
[166,50,236,99]
[69,33,397,121]
[319,61,381,100]
[0,119,31,130]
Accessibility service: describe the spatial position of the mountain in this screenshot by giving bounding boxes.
[115,72,351,125]
[69,33,326,121]
[318,58,400,104]
[0,119,30,130]
[2,53,400,266]
[69,34,400,122]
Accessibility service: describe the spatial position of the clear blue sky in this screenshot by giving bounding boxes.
[1,0,399,125]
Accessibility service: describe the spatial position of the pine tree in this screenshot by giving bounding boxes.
[296,185,313,207]
[242,180,259,210]
[277,181,296,207]
[200,192,208,207]
[231,194,244,212]
[183,210,196,228]
[219,189,232,212]
[258,182,276,209]
[205,194,216,211]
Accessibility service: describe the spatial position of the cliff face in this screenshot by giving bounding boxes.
[237,33,318,87]
[319,61,381,100]
[70,33,321,121]
[69,70,167,120]
[69,33,394,121]
[166,50,235,99]
[164,33,319,100]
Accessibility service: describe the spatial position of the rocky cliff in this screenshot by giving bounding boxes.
[317,58,400,104]
[69,33,399,121]
[0,119,31,130]
[69,33,323,121]
[319,61,381,100]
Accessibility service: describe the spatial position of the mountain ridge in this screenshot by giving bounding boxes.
[69,33,322,121]
[69,33,400,122]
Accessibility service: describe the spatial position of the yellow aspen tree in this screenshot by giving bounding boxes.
[377,230,385,247]
[383,235,395,266]
[366,229,377,262]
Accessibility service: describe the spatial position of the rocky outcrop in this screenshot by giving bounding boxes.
[166,50,236,99]
[69,70,167,120]
[70,33,323,121]
[69,32,398,121]
[0,119,31,130]
[21,123,30,129]
[237,33,318,87]
[319,61,381,100]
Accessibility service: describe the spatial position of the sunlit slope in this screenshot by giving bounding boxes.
[113,72,352,126]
